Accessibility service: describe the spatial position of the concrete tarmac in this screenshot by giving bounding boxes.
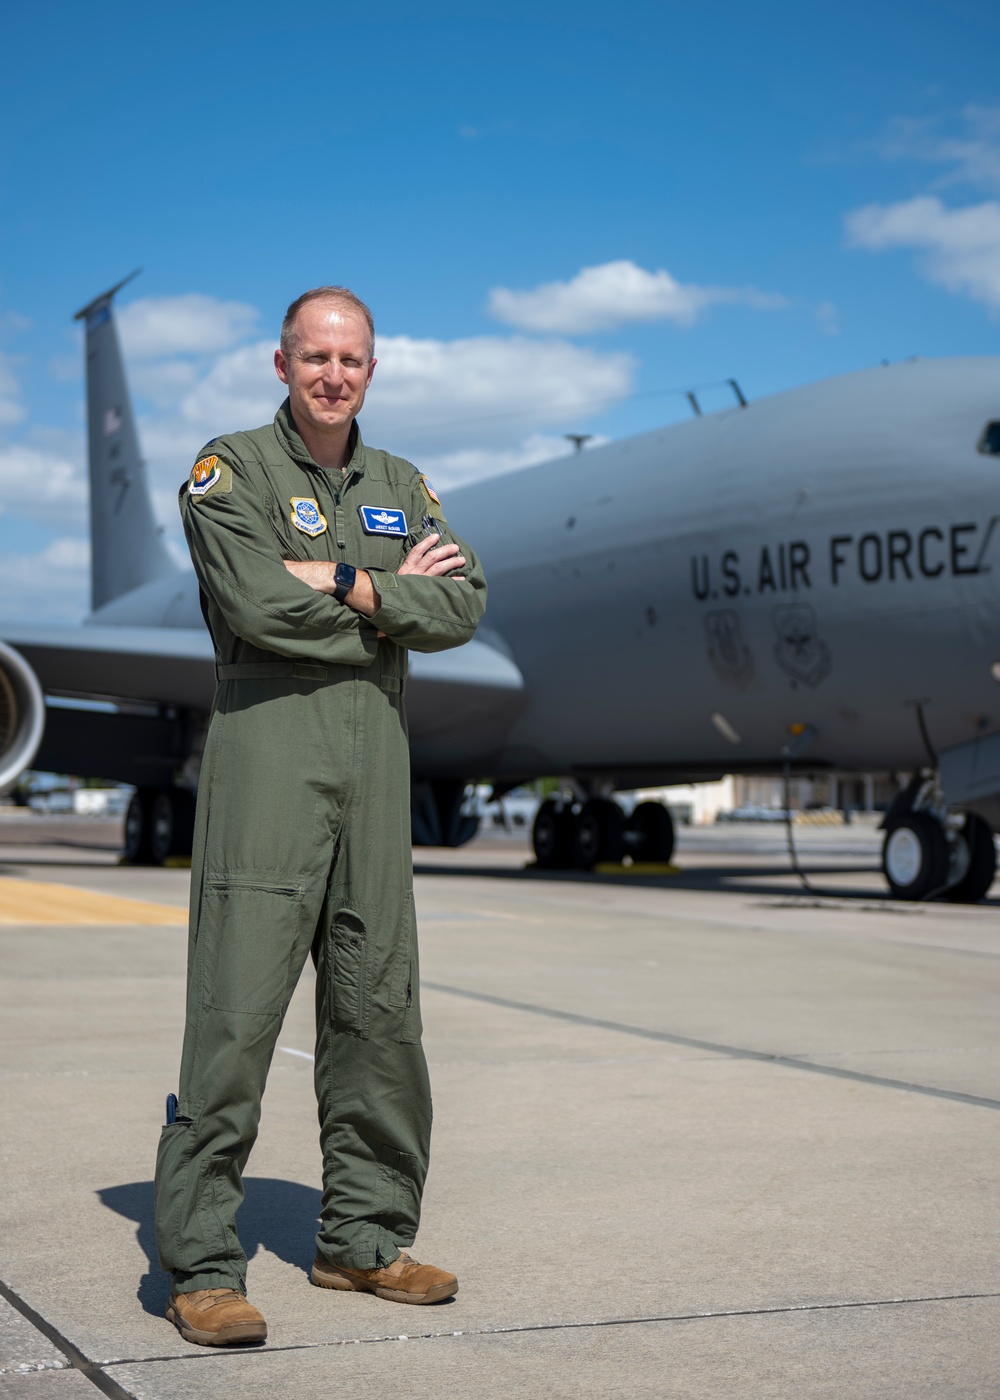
[1,813,998,1397]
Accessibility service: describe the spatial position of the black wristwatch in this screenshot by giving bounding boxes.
[332,562,357,602]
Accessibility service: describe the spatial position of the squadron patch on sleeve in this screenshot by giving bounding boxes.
[188,454,232,498]
[290,497,328,536]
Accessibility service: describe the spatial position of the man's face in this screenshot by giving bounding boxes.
[274,301,376,437]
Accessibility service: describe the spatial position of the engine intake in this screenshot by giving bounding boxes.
[0,640,46,795]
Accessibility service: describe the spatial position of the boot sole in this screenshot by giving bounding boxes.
[311,1264,458,1305]
[166,1303,267,1347]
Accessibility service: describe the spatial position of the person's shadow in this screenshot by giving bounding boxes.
[98,1178,322,1316]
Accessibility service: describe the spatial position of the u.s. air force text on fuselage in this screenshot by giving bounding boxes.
[690,517,999,601]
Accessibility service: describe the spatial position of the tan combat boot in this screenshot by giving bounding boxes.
[311,1250,458,1304]
[166,1288,267,1346]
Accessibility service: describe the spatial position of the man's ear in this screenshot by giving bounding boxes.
[366,357,377,388]
[274,348,289,385]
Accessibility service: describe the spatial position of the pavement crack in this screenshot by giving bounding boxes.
[423,981,1000,1111]
[0,1275,136,1400]
[94,1289,1000,1368]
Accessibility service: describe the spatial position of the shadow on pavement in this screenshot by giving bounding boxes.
[98,1177,322,1317]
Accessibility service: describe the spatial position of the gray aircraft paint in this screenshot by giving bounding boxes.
[74,274,179,612]
[2,280,1000,801]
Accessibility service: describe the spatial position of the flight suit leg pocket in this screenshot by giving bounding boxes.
[389,894,422,1043]
[331,909,372,1038]
[200,881,305,1015]
[154,1099,203,1273]
[374,1144,422,1235]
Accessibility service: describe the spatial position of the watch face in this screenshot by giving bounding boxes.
[335,563,357,589]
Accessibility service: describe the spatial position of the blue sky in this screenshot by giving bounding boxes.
[2,0,1000,618]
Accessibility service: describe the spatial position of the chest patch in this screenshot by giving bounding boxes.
[290,497,328,536]
[359,504,408,537]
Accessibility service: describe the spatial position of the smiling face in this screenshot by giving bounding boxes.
[273,299,376,441]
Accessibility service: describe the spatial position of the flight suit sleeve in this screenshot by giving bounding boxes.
[180,451,378,667]
[365,472,487,653]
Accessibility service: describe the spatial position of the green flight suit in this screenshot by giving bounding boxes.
[154,401,486,1293]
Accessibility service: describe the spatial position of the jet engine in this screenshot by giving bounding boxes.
[0,640,46,795]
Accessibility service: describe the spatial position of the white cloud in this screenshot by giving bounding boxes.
[878,105,1000,194]
[0,537,90,623]
[364,335,633,450]
[0,354,25,427]
[413,432,610,491]
[0,442,87,529]
[489,259,788,334]
[118,294,260,359]
[845,195,1000,311]
[133,332,634,495]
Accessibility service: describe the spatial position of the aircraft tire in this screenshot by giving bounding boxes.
[881,812,949,900]
[124,786,195,865]
[572,798,625,870]
[944,814,997,903]
[123,787,156,865]
[532,799,574,869]
[625,802,675,864]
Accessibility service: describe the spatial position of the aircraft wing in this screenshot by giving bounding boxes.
[0,622,526,784]
[0,625,216,710]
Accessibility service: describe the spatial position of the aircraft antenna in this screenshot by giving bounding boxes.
[686,392,702,416]
[564,434,592,453]
[727,378,748,408]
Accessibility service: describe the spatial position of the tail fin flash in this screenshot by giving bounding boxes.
[74,273,178,612]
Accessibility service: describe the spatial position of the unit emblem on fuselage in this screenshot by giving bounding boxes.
[704,610,755,689]
[772,603,831,688]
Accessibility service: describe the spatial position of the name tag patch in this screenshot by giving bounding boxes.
[359,505,407,537]
[290,497,328,536]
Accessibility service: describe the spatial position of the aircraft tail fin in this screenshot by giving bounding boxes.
[74,272,179,612]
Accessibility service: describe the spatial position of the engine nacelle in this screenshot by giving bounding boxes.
[0,640,46,795]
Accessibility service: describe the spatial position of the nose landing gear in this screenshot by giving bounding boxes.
[881,779,996,902]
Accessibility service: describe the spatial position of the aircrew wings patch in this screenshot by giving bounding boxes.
[188,454,232,498]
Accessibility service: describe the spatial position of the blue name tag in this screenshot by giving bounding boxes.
[359,505,408,537]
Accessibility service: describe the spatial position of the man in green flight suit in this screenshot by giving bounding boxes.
[154,285,487,1347]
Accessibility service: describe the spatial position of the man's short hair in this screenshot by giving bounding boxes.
[281,286,375,360]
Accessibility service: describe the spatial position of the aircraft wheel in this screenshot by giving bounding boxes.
[573,798,625,870]
[532,799,574,869]
[167,788,196,858]
[123,788,156,864]
[124,787,195,865]
[944,814,997,903]
[882,812,949,900]
[625,802,675,864]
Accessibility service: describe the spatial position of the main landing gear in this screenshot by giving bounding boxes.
[124,786,196,865]
[532,797,675,871]
[881,777,996,902]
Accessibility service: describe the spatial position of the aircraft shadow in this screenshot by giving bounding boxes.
[98,1177,322,1318]
[411,858,1000,905]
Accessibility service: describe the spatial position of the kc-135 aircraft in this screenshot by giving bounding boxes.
[2,276,1000,902]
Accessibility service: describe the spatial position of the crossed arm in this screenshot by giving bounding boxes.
[282,532,466,618]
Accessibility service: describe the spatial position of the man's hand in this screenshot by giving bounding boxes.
[398,533,465,579]
[283,560,383,632]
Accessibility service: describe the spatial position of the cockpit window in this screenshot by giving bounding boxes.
[978,422,1000,455]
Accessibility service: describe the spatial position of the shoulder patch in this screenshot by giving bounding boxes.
[418,474,446,521]
[188,454,233,498]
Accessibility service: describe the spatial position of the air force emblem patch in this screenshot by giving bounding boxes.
[189,455,222,496]
[359,505,407,537]
[290,498,328,537]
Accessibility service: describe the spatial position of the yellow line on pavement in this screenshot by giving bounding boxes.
[0,877,187,925]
